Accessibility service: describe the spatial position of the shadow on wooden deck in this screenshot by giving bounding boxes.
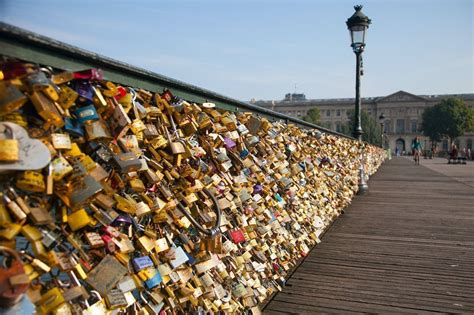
[263,157,474,314]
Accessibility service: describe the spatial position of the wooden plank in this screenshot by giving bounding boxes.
[263,158,474,313]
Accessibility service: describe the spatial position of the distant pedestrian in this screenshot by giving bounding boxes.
[450,144,458,160]
[431,143,437,159]
[468,148,472,160]
[395,147,400,157]
[412,136,423,165]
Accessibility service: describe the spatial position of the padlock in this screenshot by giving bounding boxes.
[140,290,164,315]
[82,290,109,315]
[200,233,223,254]
[57,85,78,111]
[84,119,112,140]
[51,156,74,181]
[0,124,19,162]
[112,152,142,173]
[0,246,30,307]
[68,174,103,209]
[132,256,154,272]
[51,71,74,85]
[0,81,27,115]
[50,133,72,150]
[134,198,152,218]
[27,197,54,225]
[86,255,127,296]
[16,171,46,193]
[26,71,59,101]
[74,104,99,124]
[63,117,85,137]
[105,288,128,309]
[144,268,163,289]
[29,91,64,128]
[3,194,26,221]
[68,208,92,231]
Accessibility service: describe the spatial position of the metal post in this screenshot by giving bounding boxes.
[353,51,363,141]
[380,123,384,148]
[354,51,368,195]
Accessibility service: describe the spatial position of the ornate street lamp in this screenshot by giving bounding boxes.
[379,113,386,148]
[346,5,371,194]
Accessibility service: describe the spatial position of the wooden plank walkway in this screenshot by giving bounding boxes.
[264,157,474,314]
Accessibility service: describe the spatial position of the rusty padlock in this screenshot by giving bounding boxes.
[0,246,30,307]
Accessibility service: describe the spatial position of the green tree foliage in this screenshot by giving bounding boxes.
[421,98,474,143]
[302,108,320,124]
[341,109,382,146]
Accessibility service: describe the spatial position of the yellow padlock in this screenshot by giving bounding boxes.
[67,208,91,231]
[37,287,65,314]
[0,124,19,162]
[16,171,46,193]
[65,143,82,157]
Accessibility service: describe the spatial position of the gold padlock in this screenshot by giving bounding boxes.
[68,208,92,231]
[16,171,46,193]
[29,91,64,128]
[57,85,78,109]
[0,81,28,115]
[0,124,19,162]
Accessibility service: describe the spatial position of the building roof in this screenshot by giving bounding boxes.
[252,90,474,107]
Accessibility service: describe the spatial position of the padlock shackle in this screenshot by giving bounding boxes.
[0,245,22,263]
[177,188,221,237]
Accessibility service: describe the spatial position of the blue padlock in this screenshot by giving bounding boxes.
[132,256,154,272]
[64,117,84,137]
[74,105,99,124]
[240,149,249,159]
[144,270,162,289]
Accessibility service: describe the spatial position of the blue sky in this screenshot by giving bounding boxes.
[1,0,472,101]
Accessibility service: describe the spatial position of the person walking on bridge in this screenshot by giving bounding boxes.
[412,136,423,165]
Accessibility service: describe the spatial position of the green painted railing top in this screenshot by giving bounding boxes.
[0,22,354,140]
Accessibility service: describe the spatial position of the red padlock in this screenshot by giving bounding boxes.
[229,228,246,244]
[0,246,30,307]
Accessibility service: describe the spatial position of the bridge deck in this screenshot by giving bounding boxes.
[264,157,474,314]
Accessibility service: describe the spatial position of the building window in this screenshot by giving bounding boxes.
[396,119,405,133]
[384,120,390,133]
[326,110,330,117]
[442,140,448,151]
[467,139,472,150]
[336,110,340,116]
[411,120,417,133]
[335,122,341,132]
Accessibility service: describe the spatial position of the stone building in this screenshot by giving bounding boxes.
[252,90,474,154]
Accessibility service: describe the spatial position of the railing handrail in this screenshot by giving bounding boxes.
[0,22,354,140]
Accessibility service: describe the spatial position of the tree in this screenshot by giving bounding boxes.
[302,108,320,124]
[421,98,474,144]
[340,109,382,146]
[421,106,443,142]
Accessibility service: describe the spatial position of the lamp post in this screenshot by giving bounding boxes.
[346,5,371,195]
[379,113,386,148]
